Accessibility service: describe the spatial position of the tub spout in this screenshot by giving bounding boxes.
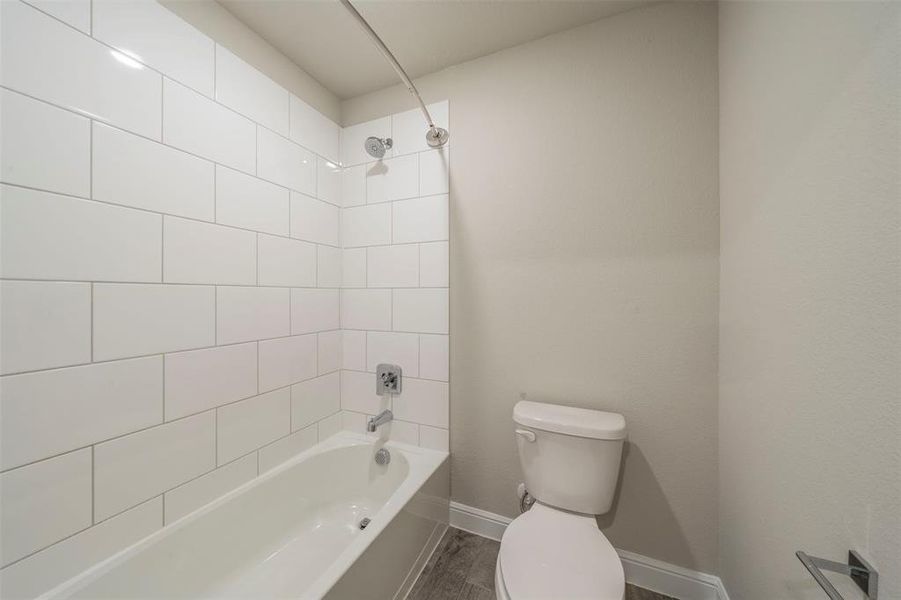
[367,410,393,432]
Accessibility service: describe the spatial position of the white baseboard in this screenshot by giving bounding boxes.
[449,501,511,541]
[449,502,729,600]
[618,549,729,600]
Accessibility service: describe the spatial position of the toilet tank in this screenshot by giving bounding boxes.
[514,401,626,515]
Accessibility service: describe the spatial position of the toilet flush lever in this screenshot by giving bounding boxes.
[515,429,536,442]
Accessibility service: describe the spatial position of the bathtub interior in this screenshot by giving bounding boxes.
[46,434,447,600]
[324,458,451,600]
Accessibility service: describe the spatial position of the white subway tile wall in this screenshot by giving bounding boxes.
[0,281,92,375]
[317,245,343,288]
[0,1,341,593]
[214,46,289,136]
[258,426,318,473]
[258,335,317,393]
[216,389,290,465]
[338,102,449,453]
[0,1,161,139]
[257,235,317,287]
[289,96,340,164]
[93,411,216,521]
[0,449,93,565]
[164,343,258,420]
[1,185,163,283]
[162,78,256,173]
[289,192,340,246]
[92,0,215,98]
[0,2,448,593]
[216,286,291,345]
[1,357,163,470]
[291,372,341,430]
[317,157,342,206]
[0,498,161,600]
[93,123,215,220]
[0,89,91,197]
[215,166,288,235]
[27,0,91,34]
[163,454,257,524]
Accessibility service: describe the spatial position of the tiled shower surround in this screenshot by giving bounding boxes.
[0,1,449,596]
[338,108,450,451]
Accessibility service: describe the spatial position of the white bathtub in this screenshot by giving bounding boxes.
[44,432,450,600]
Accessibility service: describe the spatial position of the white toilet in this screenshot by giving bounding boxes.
[495,401,627,600]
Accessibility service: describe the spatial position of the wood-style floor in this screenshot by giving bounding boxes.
[408,528,678,600]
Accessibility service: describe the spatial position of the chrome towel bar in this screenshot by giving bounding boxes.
[796,550,878,600]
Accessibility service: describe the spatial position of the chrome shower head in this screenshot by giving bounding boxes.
[364,136,392,159]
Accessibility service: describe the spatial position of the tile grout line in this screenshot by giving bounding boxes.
[0,323,433,380]
[161,353,166,422]
[5,401,345,574]
[99,440,261,537]
[0,495,161,571]
[88,116,93,198]
[288,288,293,334]
[8,5,333,158]
[213,163,217,222]
[0,85,338,201]
[89,283,94,361]
[160,214,165,282]
[0,274,348,291]
[288,381,293,430]
[214,407,219,467]
[1,180,344,249]
[91,445,96,524]
[159,75,164,142]
[0,324,345,379]
[0,393,234,475]
[287,192,292,239]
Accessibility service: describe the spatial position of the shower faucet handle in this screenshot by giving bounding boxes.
[376,364,402,396]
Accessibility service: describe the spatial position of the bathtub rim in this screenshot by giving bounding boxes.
[41,431,449,600]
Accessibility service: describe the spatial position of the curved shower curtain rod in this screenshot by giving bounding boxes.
[338,0,449,148]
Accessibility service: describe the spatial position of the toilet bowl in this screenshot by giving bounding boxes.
[496,502,624,600]
[496,401,627,600]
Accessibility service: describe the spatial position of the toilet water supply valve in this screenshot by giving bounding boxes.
[517,482,535,513]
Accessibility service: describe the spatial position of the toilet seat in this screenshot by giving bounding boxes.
[497,502,625,600]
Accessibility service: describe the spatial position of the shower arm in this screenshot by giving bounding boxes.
[338,0,437,132]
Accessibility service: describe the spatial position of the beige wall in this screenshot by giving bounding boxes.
[719,2,901,599]
[161,0,341,122]
[343,2,720,573]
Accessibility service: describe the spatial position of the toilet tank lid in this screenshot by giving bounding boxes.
[513,401,626,440]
